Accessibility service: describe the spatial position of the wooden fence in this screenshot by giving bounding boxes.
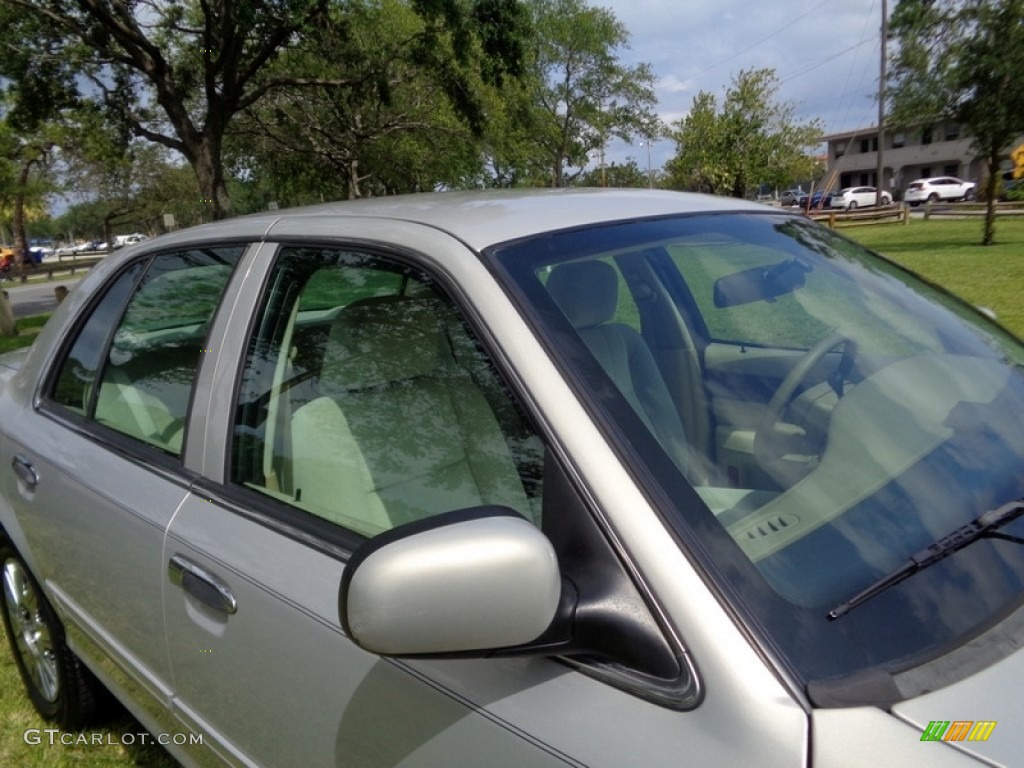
[0,256,105,284]
[806,206,909,229]
[806,200,1024,228]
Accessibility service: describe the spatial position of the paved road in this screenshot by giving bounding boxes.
[1,278,82,318]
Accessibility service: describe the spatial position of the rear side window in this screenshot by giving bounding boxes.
[50,246,244,455]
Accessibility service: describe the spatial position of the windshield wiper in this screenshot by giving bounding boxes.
[827,498,1024,620]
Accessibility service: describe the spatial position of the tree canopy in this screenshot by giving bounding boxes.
[0,0,527,219]
[888,0,1024,244]
[517,0,659,187]
[664,68,822,199]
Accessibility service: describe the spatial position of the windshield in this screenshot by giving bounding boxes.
[488,212,1024,703]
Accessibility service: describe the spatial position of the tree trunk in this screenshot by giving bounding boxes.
[0,290,17,337]
[983,148,1000,246]
[12,158,33,274]
[191,138,233,221]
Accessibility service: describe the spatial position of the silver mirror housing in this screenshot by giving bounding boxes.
[340,508,562,656]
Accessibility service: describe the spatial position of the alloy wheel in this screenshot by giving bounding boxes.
[2,558,60,703]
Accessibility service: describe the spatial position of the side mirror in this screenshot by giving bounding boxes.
[339,507,562,656]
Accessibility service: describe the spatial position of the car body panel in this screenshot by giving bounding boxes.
[892,643,1024,767]
[813,707,979,767]
[0,373,184,718]
[163,494,578,768]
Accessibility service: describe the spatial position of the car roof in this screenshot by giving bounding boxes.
[146,188,773,253]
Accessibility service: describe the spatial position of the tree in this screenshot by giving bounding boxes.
[664,69,822,198]
[0,118,55,265]
[574,158,652,188]
[0,0,526,219]
[232,0,495,201]
[59,142,206,243]
[517,0,660,187]
[888,0,1024,245]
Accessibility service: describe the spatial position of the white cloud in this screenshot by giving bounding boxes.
[599,0,885,136]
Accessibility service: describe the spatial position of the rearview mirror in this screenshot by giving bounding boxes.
[714,258,811,308]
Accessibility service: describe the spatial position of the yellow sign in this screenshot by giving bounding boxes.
[1012,144,1024,179]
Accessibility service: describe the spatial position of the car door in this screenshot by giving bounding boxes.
[2,245,244,734]
[162,242,577,766]
[162,237,806,767]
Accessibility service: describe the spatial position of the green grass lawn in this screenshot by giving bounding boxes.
[0,635,176,767]
[842,216,1024,338]
[0,314,49,355]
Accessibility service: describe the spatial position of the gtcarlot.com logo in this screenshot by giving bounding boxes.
[23,729,203,747]
[921,720,997,742]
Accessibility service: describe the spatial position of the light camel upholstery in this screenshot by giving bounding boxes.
[94,345,197,454]
[289,295,532,534]
[547,260,693,477]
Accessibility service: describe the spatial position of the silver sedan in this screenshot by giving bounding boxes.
[2,189,1023,767]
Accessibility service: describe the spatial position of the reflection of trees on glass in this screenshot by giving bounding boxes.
[117,249,243,336]
[51,264,144,413]
[234,249,544,534]
[91,247,243,452]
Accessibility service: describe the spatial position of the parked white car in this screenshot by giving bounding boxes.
[832,186,892,209]
[904,176,976,206]
[114,233,149,248]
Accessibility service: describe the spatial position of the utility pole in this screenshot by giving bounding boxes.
[876,0,888,206]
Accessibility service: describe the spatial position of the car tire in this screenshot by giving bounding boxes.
[848,201,858,210]
[927,193,939,203]
[882,195,892,205]
[964,188,976,202]
[0,542,105,729]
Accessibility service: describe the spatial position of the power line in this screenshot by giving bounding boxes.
[778,36,876,83]
[687,0,834,80]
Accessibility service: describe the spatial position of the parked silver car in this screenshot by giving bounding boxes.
[3,189,1024,767]
[779,188,804,207]
[904,176,977,205]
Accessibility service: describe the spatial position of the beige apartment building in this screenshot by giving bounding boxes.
[822,121,1024,196]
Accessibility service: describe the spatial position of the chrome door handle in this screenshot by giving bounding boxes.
[12,455,38,490]
[168,554,238,615]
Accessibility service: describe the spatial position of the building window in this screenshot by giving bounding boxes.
[891,132,905,148]
[943,164,959,177]
[922,127,933,145]
[835,142,846,158]
[945,123,960,141]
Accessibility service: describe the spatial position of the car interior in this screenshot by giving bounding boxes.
[232,249,545,537]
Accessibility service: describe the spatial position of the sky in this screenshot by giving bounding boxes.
[594,0,888,171]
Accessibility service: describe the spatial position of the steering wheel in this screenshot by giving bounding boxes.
[753,332,856,466]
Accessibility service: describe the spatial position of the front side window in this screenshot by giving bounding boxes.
[232,246,543,538]
[489,213,1024,702]
[51,247,243,455]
